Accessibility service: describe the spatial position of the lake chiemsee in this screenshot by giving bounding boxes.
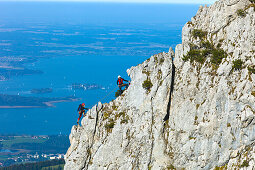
[0,2,199,134]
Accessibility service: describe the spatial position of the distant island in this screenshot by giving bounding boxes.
[71,83,104,90]
[0,56,43,81]
[30,88,53,94]
[0,94,79,108]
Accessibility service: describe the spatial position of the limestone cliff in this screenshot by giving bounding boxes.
[65,0,255,169]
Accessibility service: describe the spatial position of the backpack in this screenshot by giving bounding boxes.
[77,104,82,111]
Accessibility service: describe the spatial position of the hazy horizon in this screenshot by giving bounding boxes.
[0,0,217,4]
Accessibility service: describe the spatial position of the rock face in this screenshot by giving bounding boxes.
[65,0,255,169]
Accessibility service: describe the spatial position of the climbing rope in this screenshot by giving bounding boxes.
[97,86,119,104]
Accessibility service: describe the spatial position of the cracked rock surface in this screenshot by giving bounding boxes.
[65,51,174,170]
[65,0,255,169]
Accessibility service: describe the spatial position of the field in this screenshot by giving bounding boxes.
[0,136,48,161]
[1,136,47,149]
[0,135,69,166]
[42,164,65,170]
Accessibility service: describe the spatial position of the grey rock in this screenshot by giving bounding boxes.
[65,0,255,169]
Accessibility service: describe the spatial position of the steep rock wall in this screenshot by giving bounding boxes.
[65,0,255,169]
[65,51,175,169]
[170,0,255,169]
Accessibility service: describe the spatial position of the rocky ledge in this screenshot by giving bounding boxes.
[65,0,255,169]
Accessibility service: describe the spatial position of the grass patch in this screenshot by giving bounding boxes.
[154,56,158,64]
[211,48,227,65]
[142,78,153,91]
[104,119,115,132]
[103,112,111,120]
[183,41,227,66]
[240,160,249,167]
[232,59,244,70]
[157,70,162,80]
[1,136,47,149]
[192,29,207,39]
[112,105,118,110]
[248,65,255,74]
[120,119,129,124]
[160,58,164,64]
[237,9,246,17]
[115,111,125,119]
[187,21,194,26]
[142,69,150,76]
[189,136,196,140]
[167,164,176,170]
[42,164,64,170]
[214,165,227,170]
[251,91,255,97]
[183,49,206,64]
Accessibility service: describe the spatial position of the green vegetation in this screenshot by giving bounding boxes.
[250,0,255,3]
[157,70,162,80]
[104,119,115,132]
[1,136,47,149]
[142,69,150,76]
[240,160,249,167]
[251,91,255,97]
[9,135,69,154]
[115,111,125,119]
[183,41,227,66]
[120,119,129,124]
[154,56,158,64]
[189,136,196,140]
[214,165,227,170]
[115,111,129,124]
[183,49,206,64]
[0,159,64,170]
[232,59,244,70]
[112,105,118,111]
[192,29,207,39]
[103,111,111,120]
[237,9,246,17]
[166,164,176,170]
[187,21,194,26]
[142,78,153,91]
[217,39,224,48]
[211,48,227,65]
[42,164,64,170]
[248,65,255,74]
[160,58,164,64]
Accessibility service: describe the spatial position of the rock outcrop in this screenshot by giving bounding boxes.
[65,0,255,169]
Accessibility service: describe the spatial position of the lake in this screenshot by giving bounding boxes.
[0,2,199,135]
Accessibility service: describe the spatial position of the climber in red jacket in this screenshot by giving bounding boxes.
[117,75,129,94]
[77,103,89,125]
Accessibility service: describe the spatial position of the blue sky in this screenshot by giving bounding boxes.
[0,0,217,4]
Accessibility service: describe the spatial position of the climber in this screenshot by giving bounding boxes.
[77,103,89,125]
[117,75,130,94]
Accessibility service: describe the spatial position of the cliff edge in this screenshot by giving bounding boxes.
[65,0,255,169]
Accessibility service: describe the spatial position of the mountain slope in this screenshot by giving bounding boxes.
[65,0,255,169]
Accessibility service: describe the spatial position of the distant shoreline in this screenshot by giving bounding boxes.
[0,106,40,108]
[0,98,80,109]
[44,98,80,107]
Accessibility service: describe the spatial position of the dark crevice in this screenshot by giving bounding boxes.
[147,97,155,169]
[163,59,176,122]
[81,105,102,170]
